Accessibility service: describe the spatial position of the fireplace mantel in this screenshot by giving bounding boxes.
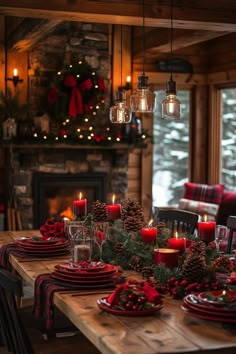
[2,143,147,150]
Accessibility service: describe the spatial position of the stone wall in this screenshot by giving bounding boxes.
[8,146,128,230]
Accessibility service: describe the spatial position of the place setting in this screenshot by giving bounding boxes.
[181,290,236,323]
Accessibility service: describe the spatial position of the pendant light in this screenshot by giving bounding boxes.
[162,0,181,120]
[130,0,156,113]
[110,25,131,124]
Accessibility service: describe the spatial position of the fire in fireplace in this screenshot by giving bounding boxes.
[33,172,107,228]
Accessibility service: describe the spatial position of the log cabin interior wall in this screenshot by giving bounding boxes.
[0,0,236,222]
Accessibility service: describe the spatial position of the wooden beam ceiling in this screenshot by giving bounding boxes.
[7,18,62,51]
[0,0,236,31]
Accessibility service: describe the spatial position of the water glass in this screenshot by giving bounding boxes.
[215,225,227,252]
[67,221,93,263]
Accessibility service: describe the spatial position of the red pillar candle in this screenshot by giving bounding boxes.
[198,216,216,243]
[107,195,121,220]
[168,232,186,253]
[141,219,157,243]
[154,248,179,268]
[73,193,87,217]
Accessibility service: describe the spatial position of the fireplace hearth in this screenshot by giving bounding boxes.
[33,172,107,228]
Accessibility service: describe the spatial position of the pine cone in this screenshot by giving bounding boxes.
[189,240,206,257]
[91,200,108,222]
[182,254,206,283]
[129,255,142,272]
[141,266,154,280]
[124,216,144,232]
[115,242,125,255]
[121,198,145,225]
[211,256,233,273]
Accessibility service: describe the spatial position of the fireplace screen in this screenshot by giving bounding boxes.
[33,172,107,228]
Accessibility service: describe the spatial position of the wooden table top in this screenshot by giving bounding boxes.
[1,230,236,354]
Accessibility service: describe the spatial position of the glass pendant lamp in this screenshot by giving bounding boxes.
[162,0,181,120]
[110,25,131,124]
[130,0,156,113]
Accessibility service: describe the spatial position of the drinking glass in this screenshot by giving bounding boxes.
[215,225,227,252]
[93,221,110,262]
[67,221,93,264]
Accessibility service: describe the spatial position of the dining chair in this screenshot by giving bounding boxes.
[0,269,101,354]
[154,208,199,235]
[226,215,236,253]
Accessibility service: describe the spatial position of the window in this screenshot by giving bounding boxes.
[152,90,190,207]
[221,88,236,190]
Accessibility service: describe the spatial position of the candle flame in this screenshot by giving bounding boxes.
[148,219,153,227]
[112,194,116,204]
[175,231,178,239]
[203,214,208,222]
[222,290,226,296]
[126,75,131,83]
[13,68,18,77]
[79,192,82,200]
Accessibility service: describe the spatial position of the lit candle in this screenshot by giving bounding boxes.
[106,195,121,220]
[198,215,216,243]
[141,219,157,243]
[154,248,179,268]
[13,68,18,77]
[168,231,186,254]
[73,192,87,217]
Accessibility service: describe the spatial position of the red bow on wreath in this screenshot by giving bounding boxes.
[64,75,93,118]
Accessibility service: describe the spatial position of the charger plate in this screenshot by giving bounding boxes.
[97,297,163,316]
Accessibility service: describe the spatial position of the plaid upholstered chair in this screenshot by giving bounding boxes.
[226,216,236,253]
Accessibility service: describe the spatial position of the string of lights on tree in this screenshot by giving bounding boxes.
[19,59,151,146]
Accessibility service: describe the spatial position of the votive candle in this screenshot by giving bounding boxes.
[154,248,179,268]
[141,219,157,243]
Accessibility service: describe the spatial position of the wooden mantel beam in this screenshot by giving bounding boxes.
[7,18,62,52]
[0,0,236,32]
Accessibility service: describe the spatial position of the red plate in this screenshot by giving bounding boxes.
[57,261,105,272]
[17,243,68,252]
[17,238,67,248]
[183,297,236,317]
[97,297,163,316]
[51,271,115,284]
[181,304,236,323]
[54,268,116,281]
[51,277,115,289]
[17,237,60,244]
[56,263,117,276]
[198,290,236,307]
[16,247,69,255]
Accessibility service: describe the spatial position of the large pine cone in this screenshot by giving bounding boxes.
[91,200,108,222]
[189,240,206,257]
[124,216,144,232]
[182,254,206,283]
[115,242,125,255]
[211,256,233,273]
[121,198,145,226]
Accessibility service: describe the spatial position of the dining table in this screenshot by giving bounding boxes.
[1,230,236,354]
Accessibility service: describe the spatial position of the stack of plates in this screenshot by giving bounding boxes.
[16,237,70,257]
[51,261,117,289]
[181,290,236,323]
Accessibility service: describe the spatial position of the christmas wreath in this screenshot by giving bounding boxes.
[46,59,106,123]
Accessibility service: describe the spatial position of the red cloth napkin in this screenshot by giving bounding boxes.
[39,219,65,239]
[107,282,161,307]
[0,243,24,269]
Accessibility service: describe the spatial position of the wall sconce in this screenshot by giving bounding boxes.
[120,76,132,91]
[6,68,24,88]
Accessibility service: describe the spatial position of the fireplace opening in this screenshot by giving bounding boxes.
[33,172,107,228]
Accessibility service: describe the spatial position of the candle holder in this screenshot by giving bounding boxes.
[154,248,179,268]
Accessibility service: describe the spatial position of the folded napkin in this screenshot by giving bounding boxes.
[40,219,65,239]
[107,281,161,308]
[33,273,68,330]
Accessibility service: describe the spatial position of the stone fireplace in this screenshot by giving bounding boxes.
[5,145,129,230]
[33,171,107,228]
